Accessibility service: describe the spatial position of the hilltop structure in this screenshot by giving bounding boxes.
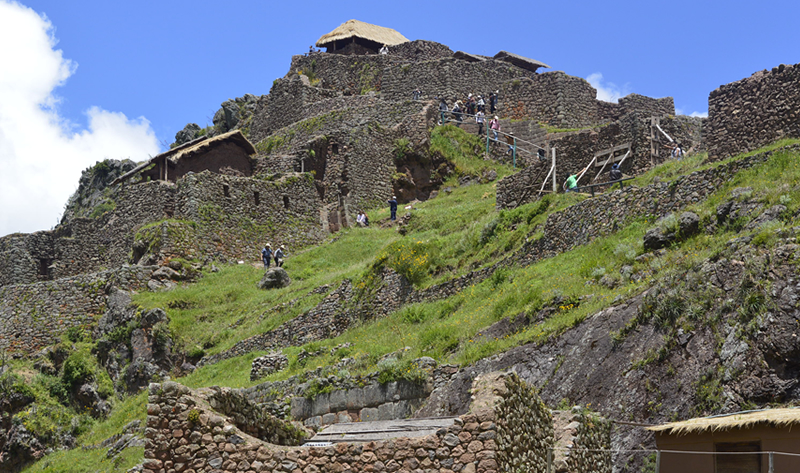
[315,19,409,54]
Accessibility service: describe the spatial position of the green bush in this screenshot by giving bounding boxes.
[374,239,435,286]
[62,351,95,389]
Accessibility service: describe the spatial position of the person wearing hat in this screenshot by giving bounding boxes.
[609,163,623,182]
[274,246,286,267]
[477,95,485,112]
[475,109,485,136]
[388,196,398,221]
[505,131,515,155]
[261,243,273,269]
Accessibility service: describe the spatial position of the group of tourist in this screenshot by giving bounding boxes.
[435,91,499,130]
[260,244,286,270]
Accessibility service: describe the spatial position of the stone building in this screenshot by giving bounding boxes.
[315,19,409,55]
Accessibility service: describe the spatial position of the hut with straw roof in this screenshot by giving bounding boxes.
[315,19,409,55]
[647,408,800,472]
[112,130,256,185]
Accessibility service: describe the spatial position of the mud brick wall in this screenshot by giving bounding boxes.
[0,265,154,353]
[381,57,525,103]
[500,72,598,128]
[706,62,800,161]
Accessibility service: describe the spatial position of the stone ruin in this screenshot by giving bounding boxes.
[143,372,611,473]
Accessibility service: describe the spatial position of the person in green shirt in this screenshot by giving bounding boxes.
[564,166,589,193]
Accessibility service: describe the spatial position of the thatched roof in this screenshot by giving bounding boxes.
[111,130,255,185]
[493,51,551,72]
[316,20,409,48]
[648,408,800,436]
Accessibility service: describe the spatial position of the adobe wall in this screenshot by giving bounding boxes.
[496,114,704,209]
[0,265,154,353]
[144,373,610,473]
[173,141,254,179]
[706,62,800,161]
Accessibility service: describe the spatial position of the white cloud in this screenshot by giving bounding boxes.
[0,1,159,236]
[675,108,709,118]
[586,72,631,103]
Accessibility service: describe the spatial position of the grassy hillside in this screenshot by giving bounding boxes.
[18,129,800,472]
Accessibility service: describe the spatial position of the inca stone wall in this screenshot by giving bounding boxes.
[597,93,675,122]
[515,145,788,266]
[0,265,154,353]
[499,72,598,128]
[706,62,800,161]
[144,373,610,473]
[496,114,704,209]
[0,171,324,289]
[381,57,525,103]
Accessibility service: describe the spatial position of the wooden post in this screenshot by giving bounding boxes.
[655,451,661,473]
[552,147,557,193]
[546,448,552,473]
[650,117,658,166]
[769,451,774,473]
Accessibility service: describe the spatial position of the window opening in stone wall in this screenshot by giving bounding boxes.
[283,195,290,209]
[223,184,230,197]
[38,258,52,279]
[254,191,260,205]
[332,143,339,155]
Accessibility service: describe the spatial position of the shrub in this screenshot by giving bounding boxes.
[62,351,95,389]
[187,409,201,424]
[376,357,427,385]
[374,240,435,286]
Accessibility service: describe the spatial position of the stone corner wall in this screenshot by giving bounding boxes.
[706,62,800,161]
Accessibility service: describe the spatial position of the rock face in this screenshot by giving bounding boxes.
[257,268,291,290]
[60,158,138,224]
[174,123,201,146]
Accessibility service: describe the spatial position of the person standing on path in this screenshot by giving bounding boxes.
[388,196,398,221]
[489,116,500,141]
[261,244,273,269]
[274,246,286,267]
[475,110,485,136]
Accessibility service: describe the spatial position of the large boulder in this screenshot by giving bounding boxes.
[678,211,701,237]
[643,227,670,251]
[258,268,291,290]
[94,288,136,338]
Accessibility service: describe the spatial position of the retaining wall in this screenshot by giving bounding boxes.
[0,265,155,353]
[706,62,800,160]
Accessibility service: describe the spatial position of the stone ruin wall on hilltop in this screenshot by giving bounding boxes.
[706,62,800,161]
[0,172,323,289]
[496,114,703,209]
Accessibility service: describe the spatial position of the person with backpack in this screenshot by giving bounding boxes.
[274,246,286,267]
[609,163,623,182]
[452,101,463,127]
[261,244,273,269]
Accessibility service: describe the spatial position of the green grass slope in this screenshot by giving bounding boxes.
[19,129,800,472]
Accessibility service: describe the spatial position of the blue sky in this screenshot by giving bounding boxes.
[1,0,798,235]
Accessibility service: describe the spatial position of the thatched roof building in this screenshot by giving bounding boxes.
[316,19,409,55]
[648,408,800,473]
[113,130,256,185]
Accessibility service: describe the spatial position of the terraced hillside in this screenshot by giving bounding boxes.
[6,125,800,471]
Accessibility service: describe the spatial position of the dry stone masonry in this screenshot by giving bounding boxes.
[144,371,611,473]
[706,62,800,161]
